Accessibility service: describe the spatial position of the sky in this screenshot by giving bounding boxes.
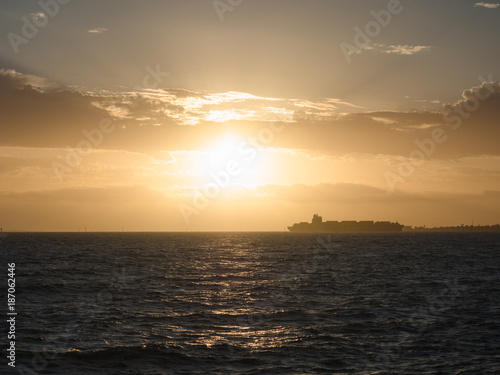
[0,0,499,231]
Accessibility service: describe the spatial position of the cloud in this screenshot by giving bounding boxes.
[0,155,54,176]
[259,183,392,203]
[87,27,108,34]
[0,68,53,89]
[474,2,499,8]
[0,185,182,231]
[252,183,500,226]
[2,70,500,158]
[380,45,433,55]
[365,44,433,55]
[0,70,112,149]
[2,183,498,230]
[31,12,47,22]
[443,81,500,114]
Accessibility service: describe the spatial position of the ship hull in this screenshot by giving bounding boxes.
[287,221,404,233]
[287,227,404,233]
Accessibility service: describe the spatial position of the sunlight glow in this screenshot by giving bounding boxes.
[200,135,272,189]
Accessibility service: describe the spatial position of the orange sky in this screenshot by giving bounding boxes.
[1,1,499,231]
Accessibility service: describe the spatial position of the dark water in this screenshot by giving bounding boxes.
[1,232,499,374]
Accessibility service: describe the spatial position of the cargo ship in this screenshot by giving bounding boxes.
[288,214,404,232]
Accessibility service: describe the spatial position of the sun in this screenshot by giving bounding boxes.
[201,134,269,188]
[204,135,241,167]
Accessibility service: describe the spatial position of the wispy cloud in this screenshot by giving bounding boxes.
[0,68,53,89]
[366,44,433,55]
[350,44,434,58]
[380,44,433,55]
[474,2,500,8]
[31,12,46,21]
[88,27,108,34]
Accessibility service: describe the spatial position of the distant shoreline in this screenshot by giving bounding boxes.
[403,225,500,232]
[1,228,500,233]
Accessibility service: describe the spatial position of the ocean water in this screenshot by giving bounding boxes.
[1,232,499,374]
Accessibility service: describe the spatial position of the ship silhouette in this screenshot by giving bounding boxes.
[288,214,404,233]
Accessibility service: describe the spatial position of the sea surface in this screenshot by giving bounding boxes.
[1,232,499,374]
